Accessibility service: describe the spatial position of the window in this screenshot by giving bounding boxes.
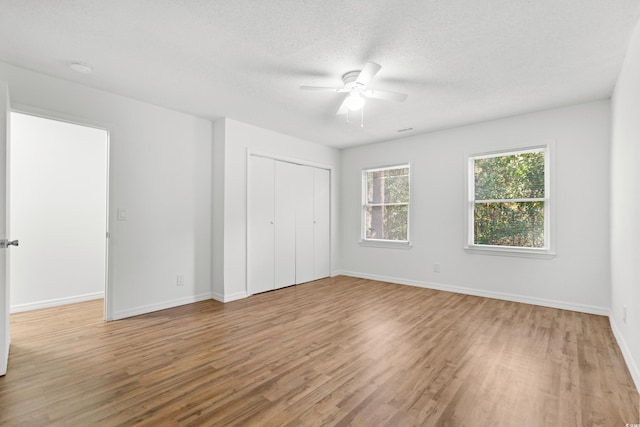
[466,146,554,257]
[362,164,410,244]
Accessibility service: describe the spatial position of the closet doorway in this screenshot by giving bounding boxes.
[247,155,330,295]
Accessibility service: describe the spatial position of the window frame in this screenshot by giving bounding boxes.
[360,163,412,248]
[464,144,555,259]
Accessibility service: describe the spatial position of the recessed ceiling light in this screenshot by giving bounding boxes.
[70,62,93,74]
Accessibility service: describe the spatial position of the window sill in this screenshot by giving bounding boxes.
[464,245,556,259]
[359,240,412,250]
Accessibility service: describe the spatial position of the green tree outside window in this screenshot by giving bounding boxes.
[472,150,546,248]
[363,165,410,241]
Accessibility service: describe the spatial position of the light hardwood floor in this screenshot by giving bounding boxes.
[1,276,638,426]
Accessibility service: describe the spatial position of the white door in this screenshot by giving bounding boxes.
[247,156,275,294]
[295,165,314,284]
[247,158,331,295]
[0,82,11,376]
[274,161,297,289]
[313,168,331,280]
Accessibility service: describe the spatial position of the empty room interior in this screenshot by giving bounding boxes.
[1,1,640,425]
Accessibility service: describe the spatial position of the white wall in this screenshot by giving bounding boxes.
[213,118,340,301]
[0,61,212,320]
[9,112,107,312]
[340,101,611,314]
[610,17,640,391]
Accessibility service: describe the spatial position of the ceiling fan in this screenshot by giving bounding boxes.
[300,62,408,126]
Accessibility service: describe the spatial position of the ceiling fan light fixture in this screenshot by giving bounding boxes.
[345,90,365,111]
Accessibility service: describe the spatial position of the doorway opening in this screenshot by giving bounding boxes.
[9,111,109,318]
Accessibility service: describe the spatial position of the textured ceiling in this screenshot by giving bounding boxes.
[0,0,639,148]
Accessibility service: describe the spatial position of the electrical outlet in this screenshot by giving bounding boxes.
[623,305,627,323]
[177,275,185,286]
[433,263,440,273]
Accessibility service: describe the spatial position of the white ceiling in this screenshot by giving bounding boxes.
[1,0,639,148]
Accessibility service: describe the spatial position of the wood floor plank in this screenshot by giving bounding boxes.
[0,276,638,426]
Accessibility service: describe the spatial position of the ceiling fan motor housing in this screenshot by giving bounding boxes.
[342,70,364,90]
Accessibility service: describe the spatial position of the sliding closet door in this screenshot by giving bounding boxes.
[274,161,297,289]
[248,156,275,294]
[313,167,331,279]
[295,165,315,284]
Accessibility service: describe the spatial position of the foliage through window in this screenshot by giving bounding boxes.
[469,147,548,249]
[362,165,410,242]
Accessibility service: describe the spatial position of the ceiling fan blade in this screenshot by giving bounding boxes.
[300,86,346,92]
[336,97,349,115]
[355,62,382,87]
[363,89,408,102]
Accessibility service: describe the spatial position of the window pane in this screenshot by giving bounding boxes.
[365,205,408,240]
[475,152,544,200]
[474,201,544,247]
[367,167,409,204]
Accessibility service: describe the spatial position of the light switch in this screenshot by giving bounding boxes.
[117,208,128,221]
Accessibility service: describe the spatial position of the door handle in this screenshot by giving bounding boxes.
[0,239,18,248]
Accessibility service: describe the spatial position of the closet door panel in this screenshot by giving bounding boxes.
[247,156,275,294]
[274,161,297,289]
[295,165,315,284]
[313,167,331,280]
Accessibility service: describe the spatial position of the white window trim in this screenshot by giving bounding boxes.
[360,163,412,248]
[358,239,413,249]
[464,144,556,259]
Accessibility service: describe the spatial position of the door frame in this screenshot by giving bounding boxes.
[1,81,10,376]
[10,103,114,321]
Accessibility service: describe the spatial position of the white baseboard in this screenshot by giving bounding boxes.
[111,292,212,320]
[10,291,104,314]
[212,290,248,303]
[211,291,224,303]
[339,271,610,316]
[609,316,640,393]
